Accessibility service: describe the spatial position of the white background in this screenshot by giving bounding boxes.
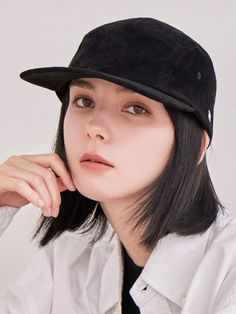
[0,0,235,293]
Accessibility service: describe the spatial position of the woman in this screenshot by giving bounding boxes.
[0,17,236,314]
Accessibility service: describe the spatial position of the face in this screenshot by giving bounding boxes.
[63,77,175,211]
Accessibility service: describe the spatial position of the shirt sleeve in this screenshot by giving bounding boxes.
[0,206,54,314]
[0,206,20,236]
[0,241,54,314]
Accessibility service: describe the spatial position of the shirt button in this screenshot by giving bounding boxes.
[141,285,148,292]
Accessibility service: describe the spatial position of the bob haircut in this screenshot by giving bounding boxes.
[32,83,226,251]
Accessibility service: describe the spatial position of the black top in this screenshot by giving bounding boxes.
[121,245,144,314]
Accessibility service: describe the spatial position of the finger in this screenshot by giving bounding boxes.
[0,175,46,211]
[18,153,76,192]
[3,163,53,215]
[8,163,63,217]
[56,177,69,193]
[12,164,74,217]
[42,168,62,217]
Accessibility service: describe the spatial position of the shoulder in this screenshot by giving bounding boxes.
[208,209,236,311]
[42,222,117,261]
[209,208,236,243]
[206,208,236,263]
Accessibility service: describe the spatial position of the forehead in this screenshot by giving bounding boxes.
[70,78,137,94]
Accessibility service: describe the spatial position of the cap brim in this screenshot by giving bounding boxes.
[20,66,195,113]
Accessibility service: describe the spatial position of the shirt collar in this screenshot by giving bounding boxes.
[97,222,213,311]
[139,219,216,307]
[97,210,224,311]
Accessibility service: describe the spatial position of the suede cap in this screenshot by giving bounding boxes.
[20,17,216,145]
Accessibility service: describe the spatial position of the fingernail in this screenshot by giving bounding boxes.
[53,207,59,217]
[70,183,76,190]
[47,208,52,216]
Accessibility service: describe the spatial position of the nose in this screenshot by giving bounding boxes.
[86,130,105,140]
[85,110,111,142]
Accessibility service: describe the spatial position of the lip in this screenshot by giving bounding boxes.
[80,161,113,171]
[80,153,114,167]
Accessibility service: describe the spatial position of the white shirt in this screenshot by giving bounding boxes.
[1,206,236,314]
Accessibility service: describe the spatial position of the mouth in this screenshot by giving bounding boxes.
[80,160,113,167]
[80,153,114,167]
[80,160,114,170]
[83,160,107,164]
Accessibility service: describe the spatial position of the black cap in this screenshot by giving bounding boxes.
[20,17,216,146]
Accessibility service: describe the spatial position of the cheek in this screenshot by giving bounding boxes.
[63,113,81,156]
[122,126,175,184]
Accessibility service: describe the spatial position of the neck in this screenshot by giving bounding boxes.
[100,201,151,267]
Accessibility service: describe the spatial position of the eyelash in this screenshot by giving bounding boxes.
[72,96,150,116]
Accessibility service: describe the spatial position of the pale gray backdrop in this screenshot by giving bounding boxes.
[0,0,235,293]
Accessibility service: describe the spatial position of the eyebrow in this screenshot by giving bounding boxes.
[70,79,136,94]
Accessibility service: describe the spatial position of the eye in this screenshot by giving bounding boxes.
[72,96,93,108]
[125,104,149,116]
[72,96,150,116]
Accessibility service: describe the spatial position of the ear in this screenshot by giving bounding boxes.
[197,130,210,165]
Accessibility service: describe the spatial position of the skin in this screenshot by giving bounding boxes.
[63,77,210,267]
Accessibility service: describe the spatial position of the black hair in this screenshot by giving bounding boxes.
[32,86,226,251]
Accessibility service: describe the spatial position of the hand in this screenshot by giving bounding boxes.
[0,153,76,218]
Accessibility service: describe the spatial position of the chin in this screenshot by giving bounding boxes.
[75,184,106,202]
